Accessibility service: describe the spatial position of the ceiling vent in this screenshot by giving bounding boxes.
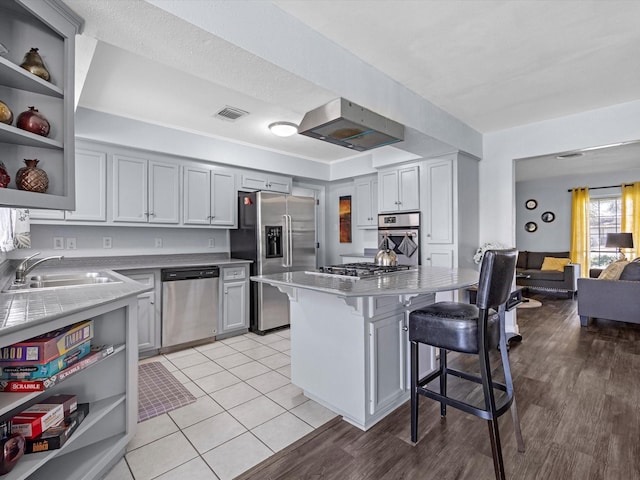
[556,152,584,159]
[215,106,249,121]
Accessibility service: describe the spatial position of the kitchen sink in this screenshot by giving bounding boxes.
[2,272,122,293]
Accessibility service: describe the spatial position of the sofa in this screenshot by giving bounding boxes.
[516,251,580,298]
[578,259,640,326]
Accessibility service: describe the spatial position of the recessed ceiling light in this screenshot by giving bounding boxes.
[269,121,298,137]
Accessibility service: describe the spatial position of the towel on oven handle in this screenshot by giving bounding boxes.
[378,235,396,250]
[398,234,418,257]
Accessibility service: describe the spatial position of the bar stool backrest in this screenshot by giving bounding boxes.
[476,249,518,311]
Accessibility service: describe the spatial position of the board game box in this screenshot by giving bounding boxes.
[0,320,93,364]
[0,341,91,380]
[25,403,90,453]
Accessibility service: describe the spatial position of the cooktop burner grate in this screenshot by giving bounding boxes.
[307,262,413,279]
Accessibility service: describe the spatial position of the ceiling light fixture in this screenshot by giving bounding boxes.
[269,121,298,137]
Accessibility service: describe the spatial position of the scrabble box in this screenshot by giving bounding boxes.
[0,320,93,364]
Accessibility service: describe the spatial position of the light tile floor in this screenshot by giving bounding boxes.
[102,328,338,480]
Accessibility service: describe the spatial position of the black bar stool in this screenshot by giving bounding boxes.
[409,249,525,480]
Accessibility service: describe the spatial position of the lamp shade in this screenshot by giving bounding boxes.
[605,232,634,249]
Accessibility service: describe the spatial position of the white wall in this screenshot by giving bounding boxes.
[515,169,640,251]
[324,179,378,265]
[480,100,640,247]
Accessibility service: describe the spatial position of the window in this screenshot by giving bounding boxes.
[589,196,622,267]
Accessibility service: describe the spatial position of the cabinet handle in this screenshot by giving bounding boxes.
[149,212,155,217]
[150,301,154,305]
[144,211,149,217]
[427,234,431,238]
[402,326,408,331]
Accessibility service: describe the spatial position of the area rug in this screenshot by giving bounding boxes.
[138,361,196,423]
[518,298,542,309]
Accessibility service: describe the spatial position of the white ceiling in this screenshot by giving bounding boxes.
[63,0,640,171]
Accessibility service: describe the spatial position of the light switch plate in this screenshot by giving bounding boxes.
[53,237,64,250]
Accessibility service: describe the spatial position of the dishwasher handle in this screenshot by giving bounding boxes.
[161,267,220,281]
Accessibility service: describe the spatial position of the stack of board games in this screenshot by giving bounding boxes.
[11,395,77,439]
[0,321,103,393]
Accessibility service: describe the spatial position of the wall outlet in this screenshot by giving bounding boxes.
[66,237,77,250]
[103,237,112,249]
[154,238,163,248]
[208,238,215,248]
[53,237,64,250]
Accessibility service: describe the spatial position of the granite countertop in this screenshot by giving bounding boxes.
[0,253,252,335]
[251,266,479,297]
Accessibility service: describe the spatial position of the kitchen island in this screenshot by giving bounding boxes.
[251,266,478,430]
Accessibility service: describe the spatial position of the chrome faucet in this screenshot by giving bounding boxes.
[15,252,64,284]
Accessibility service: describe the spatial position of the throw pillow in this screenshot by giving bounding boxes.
[598,260,630,280]
[619,262,640,281]
[540,257,571,272]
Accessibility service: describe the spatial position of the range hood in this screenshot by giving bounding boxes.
[298,98,404,151]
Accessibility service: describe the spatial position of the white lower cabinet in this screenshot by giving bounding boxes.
[120,270,160,355]
[219,266,249,337]
[0,297,138,480]
[368,312,406,415]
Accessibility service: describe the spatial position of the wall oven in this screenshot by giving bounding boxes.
[377,212,420,266]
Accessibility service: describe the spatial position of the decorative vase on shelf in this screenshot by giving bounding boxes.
[19,48,50,81]
[0,100,13,125]
[0,161,10,188]
[16,106,50,137]
[16,159,48,193]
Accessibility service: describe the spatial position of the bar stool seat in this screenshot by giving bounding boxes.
[409,249,525,480]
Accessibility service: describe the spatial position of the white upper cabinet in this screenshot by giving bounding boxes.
[0,0,82,211]
[183,165,237,227]
[113,154,179,224]
[355,176,378,228]
[66,149,107,221]
[241,172,291,193]
[379,165,419,212]
[424,160,453,244]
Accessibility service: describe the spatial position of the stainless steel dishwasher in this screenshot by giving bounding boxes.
[161,266,219,351]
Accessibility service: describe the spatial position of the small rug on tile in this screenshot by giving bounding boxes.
[138,362,196,423]
[518,298,542,309]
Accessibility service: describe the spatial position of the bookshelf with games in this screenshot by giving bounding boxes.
[0,296,138,480]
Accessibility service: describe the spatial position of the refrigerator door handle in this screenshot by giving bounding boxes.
[282,214,289,267]
[287,214,293,267]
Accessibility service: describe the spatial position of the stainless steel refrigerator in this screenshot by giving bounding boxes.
[230,191,317,334]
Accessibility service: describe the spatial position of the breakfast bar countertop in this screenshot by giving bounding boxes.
[251,265,479,297]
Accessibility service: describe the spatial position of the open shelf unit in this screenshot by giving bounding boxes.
[0,0,82,210]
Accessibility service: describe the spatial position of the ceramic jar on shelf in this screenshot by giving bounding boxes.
[19,47,50,82]
[16,106,50,137]
[0,162,10,188]
[0,100,13,125]
[16,159,48,193]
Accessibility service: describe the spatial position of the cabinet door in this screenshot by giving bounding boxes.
[66,149,107,221]
[425,160,453,244]
[222,280,248,332]
[210,170,236,226]
[379,170,399,212]
[29,209,65,220]
[241,174,268,191]
[113,155,148,222]
[355,180,374,227]
[123,272,159,353]
[398,165,420,211]
[369,312,406,415]
[425,247,454,267]
[149,161,180,224]
[267,175,291,194]
[183,166,212,225]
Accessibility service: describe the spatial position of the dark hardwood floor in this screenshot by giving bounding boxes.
[238,293,640,480]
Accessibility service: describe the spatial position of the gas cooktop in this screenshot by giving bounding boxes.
[306,262,413,279]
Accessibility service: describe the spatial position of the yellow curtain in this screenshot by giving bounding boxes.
[622,182,640,260]
[570,187,590,277]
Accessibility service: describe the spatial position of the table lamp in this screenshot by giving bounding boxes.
[606,233,634,260]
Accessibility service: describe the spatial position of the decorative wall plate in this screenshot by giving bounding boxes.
[525,199,537,210]
[541,211,555,223]
[525,221,537,232]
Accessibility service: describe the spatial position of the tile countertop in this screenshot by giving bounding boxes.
[0,254,252,335]
[251,266,479,298]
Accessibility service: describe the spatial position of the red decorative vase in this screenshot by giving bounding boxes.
[0,161,10,188]
[16,159,48,193]
[16,106,50,137]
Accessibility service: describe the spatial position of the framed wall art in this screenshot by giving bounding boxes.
[339,195,352,243]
